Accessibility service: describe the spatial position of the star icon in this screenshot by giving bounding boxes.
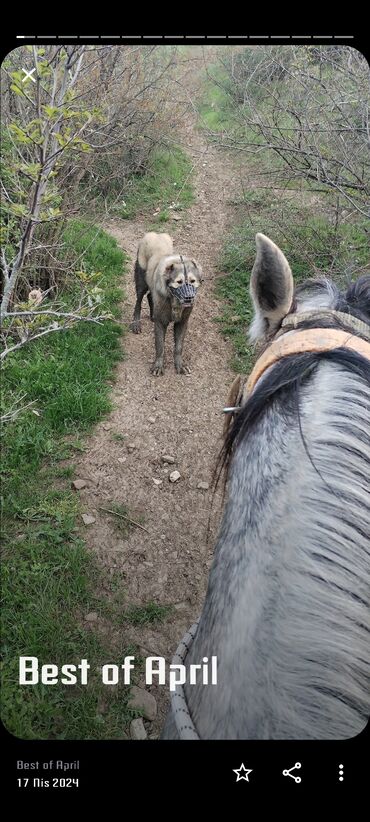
[233,763,253,782]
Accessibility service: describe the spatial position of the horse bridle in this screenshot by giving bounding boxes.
[223,309,370,425]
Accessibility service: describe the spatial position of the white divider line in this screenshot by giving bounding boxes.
[15,34,355,41]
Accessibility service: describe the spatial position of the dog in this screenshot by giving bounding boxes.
[131,232,203,375]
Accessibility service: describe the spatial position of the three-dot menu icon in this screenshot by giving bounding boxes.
[339,764,344,782]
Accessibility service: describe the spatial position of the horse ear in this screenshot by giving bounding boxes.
[249,233,294,342]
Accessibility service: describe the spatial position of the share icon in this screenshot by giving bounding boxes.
[282,762,302,783]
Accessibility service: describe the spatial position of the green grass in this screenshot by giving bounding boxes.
[1,492,138,740]
[110,432,126,442]
[111,145,195,221]
[197,59,238,133]
[0,220,141,739]
[2,229,125,507]
[122,603,173,627]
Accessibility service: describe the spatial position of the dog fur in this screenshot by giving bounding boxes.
[131,232,203,375]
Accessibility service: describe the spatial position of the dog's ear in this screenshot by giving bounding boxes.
[191,260,203,283]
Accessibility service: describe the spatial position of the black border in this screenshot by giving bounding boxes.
[1,21,369,799]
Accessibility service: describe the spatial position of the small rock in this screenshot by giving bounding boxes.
[161,454,175,464]
[134,548,146,557]
[130,718,147,740]
[118,457,127,464]
[85,612,98,622]
[170,213,181,221]
[81,514,96,525]
[72,479,87,490]
[127,443,137,453]
[197,481,209,491]
[148,416,156,424]
[169,471,181,483]
[153,478,163,486]
[174,601,188,611]
[128,686,157,721]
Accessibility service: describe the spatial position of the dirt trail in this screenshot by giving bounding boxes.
[74,70,241,736]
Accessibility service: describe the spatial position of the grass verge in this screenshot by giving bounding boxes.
[0,220,143,739]
[109,145,195,222]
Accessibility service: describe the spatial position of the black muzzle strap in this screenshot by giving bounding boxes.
[169,256,197,304]
[169,282,197,304]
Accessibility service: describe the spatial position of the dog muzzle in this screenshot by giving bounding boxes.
[169,283,197,305]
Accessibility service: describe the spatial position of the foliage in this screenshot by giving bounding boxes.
[1,45,191,337]
[215,191,369,372]
[201,46,370,219]
[109,145,194,220]
[1,223,131,739]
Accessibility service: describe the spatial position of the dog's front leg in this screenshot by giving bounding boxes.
[131,261,147,334]
[174,311,191,374]
[147,291,154,321]
[151,320,168,375]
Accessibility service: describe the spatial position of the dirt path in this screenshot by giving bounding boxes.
[74,88,240,736]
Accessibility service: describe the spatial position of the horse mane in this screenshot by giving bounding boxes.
[222,349,370,476]
[218,275,370,486]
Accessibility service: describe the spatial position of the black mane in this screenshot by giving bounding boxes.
[225,349,370,466]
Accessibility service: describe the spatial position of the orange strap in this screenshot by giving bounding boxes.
[245,328,370,398]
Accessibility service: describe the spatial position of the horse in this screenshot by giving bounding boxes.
[162,233,370,740]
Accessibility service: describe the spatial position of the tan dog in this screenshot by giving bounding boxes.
[131,232,203,375]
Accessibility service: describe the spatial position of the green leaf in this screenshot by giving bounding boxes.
[10,84,25,97]
[43,105,60,119]
[17,163,42,181]
[8,124,32,145]
[9,203,29,217]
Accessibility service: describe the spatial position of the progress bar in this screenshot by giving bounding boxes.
[16,34,355,41]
